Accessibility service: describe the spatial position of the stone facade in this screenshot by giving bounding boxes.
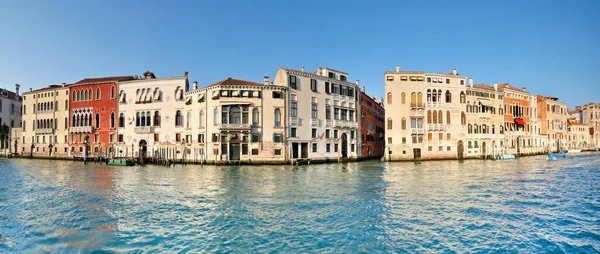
[465,81,505,158]
[0,85,22,155]
[384,66,467,160]
[359,86,385,159]
[578,102,600,148]
[537,95,568,152]
[567,122,592,150]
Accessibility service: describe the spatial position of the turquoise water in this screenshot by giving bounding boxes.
[1,155,599,252]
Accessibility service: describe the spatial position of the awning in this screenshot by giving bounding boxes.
[478,99,493,107]
[514,118,525,125]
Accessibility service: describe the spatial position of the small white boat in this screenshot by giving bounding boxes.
[567,149,582,153]
[500,154,516,160]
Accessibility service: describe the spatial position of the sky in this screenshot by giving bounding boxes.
[1,0,598,108]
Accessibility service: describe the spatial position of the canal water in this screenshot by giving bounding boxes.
[1,155,599,252]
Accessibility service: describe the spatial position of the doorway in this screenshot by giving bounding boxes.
[292,143,299,159]
[457,140,464,159]
[300,143,308,158]
[341,133,348,158]
[482,141,487,158]
[139,139,148,158]
[229,135,241,161]
[413,148,421,159]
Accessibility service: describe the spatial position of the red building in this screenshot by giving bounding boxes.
[69,76,134,157]
[359,86,385,158]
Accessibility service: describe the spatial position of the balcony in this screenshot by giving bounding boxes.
[311,119,319,127]
[69,126,94,133]
[427,124,446,132]
[326,119,332,127]
[290,117,299,126]
[426,102,442,108]
[219,124,251,130]
[36,128,53,134]
[134,126,154,133]
[410,103,425,110]
[411,128,425,134]
[333,120,358,129]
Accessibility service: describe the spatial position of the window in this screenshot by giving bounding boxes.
[387,92,392,104]
[325,82,330,94]
[96,88,101,100]
[175,110,183,126]
[387,118,392,130]
[460,92,466,103]
[213,108,219,125]
[325,106,331,120]
[312,143,318,153]
[334,144,339,152]
[311,128,317,138]
[325,129,330,138]
[186,111,191,128]
[334,130,338,139]
[95,113,100,129]
[461,112,466,125]
[401,117,406,130]
[274,108,281,126]
[386,76,394,81]
[401,92,406,104]
[311,79,317,91]
[291,102,298,117]
[109,112,115,128]
[251,133,261,142]
[290,128,297,137]
[176,133,181,142]
[274,149,282,156]
[311,103,318,118]
[290,75,297,89]
[272,91,283,99]
[326,143,331,152]
[111,86,116,99]
[446,111,451,124]
[445,91,451,103]
[154,111,161,126]
[273,133,283,143]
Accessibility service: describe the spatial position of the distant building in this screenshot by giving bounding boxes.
[578,102,600,148]
[359,85,385,158]
[0,84,22,154]
[384,66,467,160]
[498,84,536,155]
[537,95,568,152]
[567,122,592,150]
[464,81,505,158]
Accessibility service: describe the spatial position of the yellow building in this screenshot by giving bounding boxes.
[465,81,505,158]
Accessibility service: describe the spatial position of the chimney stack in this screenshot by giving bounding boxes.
[264,76,269,85]
[29,88,32,92]
[362,86,365,93]
[468,78,473,87]
[301,67,305,72]
[184,71,189,79]
[453,68,457,76]
[356,80,360,86]
[395,65,400,72]
[522,87,527,92]
[15,84,20,95]
[493,82,498,91]
[193,81,198,90]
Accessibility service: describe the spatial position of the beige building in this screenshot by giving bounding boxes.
[184,76,287,163]
[537,95,568,152]
[0,85,22,155]
[20,84,71,157]
[273,67,360,162]
[578,102,600,148]
[384,66,467,160]
[465,81,505,158]
[567,122,592,150]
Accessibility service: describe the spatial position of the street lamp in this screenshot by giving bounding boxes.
[83,139,88,164]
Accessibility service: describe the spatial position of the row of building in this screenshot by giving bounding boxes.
[0,66,598,163]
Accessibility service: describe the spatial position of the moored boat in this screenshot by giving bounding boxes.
[548,151,566,160]
[500,154,516,160]
[567,149,581,153]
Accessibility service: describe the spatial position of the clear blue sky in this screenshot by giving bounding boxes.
[1,0,598,107]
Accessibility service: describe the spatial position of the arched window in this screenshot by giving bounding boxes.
[492,125,495,134]
[438,111,443,125]
[437,90,442,103]
[401,92,406,104]
[417,92,423,106]
[75,91,78,101]
[110,112,115,128]
[460,91,466,103]
[252,108,259,126]
[467,102,470,113]
[446,110,451,124]
[64,117,67,130]
[141,112,146,126]
[433,110,438,124]
[387,92,392,104]
[461,111,466,125]
[136,112,140,126]
[65,100,68,110]
[145,111,150,127]
[96,88,101,100]
[445,90,451,103]
[432,90,437,102]
[119,113,125,127]
[111,86,116,99]
[401,117,406,130]
[500,125,504,134]
[95,113,100,128]
[175,110,183,126]
[73,115,76,127]
[387,117,392,130]
[427,89,432,102]
[474,124,478,134]
[274,108,281,127]
[214,108,219,125]
[427,110,432,124]
[198,110,204,128]
[411,92,416,106]
[186,111,191,128]
[229,106,241,124]
[468,124,472,134]
[154,111,161,126]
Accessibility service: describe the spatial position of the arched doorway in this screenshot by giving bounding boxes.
[457,140,464,159]
[13,140,18,156]
[229,135,241,161]
[48,144,54,157]
[341,133,348,158]
[481,141,487,158]
[139,139,148,158]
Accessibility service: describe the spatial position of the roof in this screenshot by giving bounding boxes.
[75,76,135,84]
[471,84,496,91]
[498,83,527,93]
[23,84,71,94]
[0,89,21,101]
[568,122,589,126]
[206,77,264,88]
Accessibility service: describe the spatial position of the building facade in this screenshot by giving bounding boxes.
[69,76,134,158]
[116,71,188,160]
[578,102,600,148]
[567,122,592,150]
[184,76,288,163]
[20,84,70,157]
[537,95,568,152]
[498,84,533,156]
[465,81,505,158]
[359,86,385,158]
[384,66,467,161]
[0,85,22,154]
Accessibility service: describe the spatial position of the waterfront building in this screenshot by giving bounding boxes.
[69,75,134,158]
[578,102,600,148]
[0,85,22,154]
[116,71,188,160]
[20,84,70,157]
[464,81,505,158]
[384,66,467,161]
[567,121,592,150]
[184,76,287,163]
[498,84,534,155]
[537,95,568,152]
[528,94,549,154]
[273,67,360,161]
[359,86,385,159]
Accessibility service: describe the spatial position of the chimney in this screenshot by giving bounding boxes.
[395,65,400,72]
[356,79,360,86]
[29,88,32,92]
[15,84,20,95]
[522,87,527,92]
[193,81,198,90]
[362,86,365,93]
[184,71,189,79]
[468,78,473,87]
[493,82,498,91]
[301,67,305,72]
[263,76,269,85]
[453,68,457,76]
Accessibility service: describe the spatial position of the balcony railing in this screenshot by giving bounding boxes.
[69,126,94,133]
[134,126,154,133]
[427,124,446,132]
[36,128,53,134]
[311,119,319,127]
[290,117,299,126]
[426,102,442,108]
[219,124,251,130]
[411,128,425,134]
[326,119,332,127]
[410,103,425,109]
[333,120,358,129]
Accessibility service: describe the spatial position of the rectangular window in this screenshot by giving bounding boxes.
[334,144,339,152]
[221,144,228,155]
[334,108,339,120]
[386,76,394,81]
[351,144,355,152]
[350,131,355,139]
[273,133,283,143]
[291,102,298,117]
[402,137,406,144]
[349,110,354,121]
[326,143,331,152]
[311,79,317,91]
[325,129,330,138]
[242,144,248,155]
[312,103,318,118]
[290,75,297,89]
[272,91,283,99]
[447,133,451,140]
[439,146,443,151]
[312,128,317,138]
[428,146,432,151]
[176,133,181,142]
[325,82,330,94]
[390,137,394,144]
[252,149,259,155]
[439,133,443,141]
[118,134,124,142]
[447,146,451,151]
[312,143,317,153]
[291,128,297,137]
[109,134,114,143]
[446,79,450,84]
[274,149,282,156]
[334,130,338,139]
[251,133,261,142]
[428,133,432,141]
[325,106,331,120]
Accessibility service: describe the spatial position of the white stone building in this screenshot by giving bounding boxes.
[0,85,22,154]
[273,67,360,162]
[116,71,188,159]
[465,81,505,158]
[20,84,70,157]
[384,66,467,160]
